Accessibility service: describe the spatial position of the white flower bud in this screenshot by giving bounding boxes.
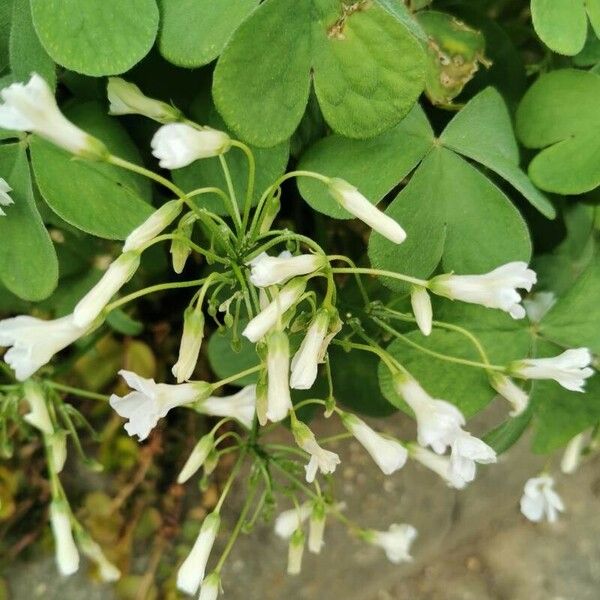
[308,503,326,554]
[73,252,140,328]
[198,572,220,600]
[170,212,195,274]
[490,373,529,416]
[0,74,107,159]
[366,523,417,564]
[292,420,340,483]
[411,286,432,336]
[78,533,121,582]
[287,528,305,575]
[123,199,183,252]
[0,177,13,216]
[248,252,325,287]
[172,308,205,383]
[151,123,231,169]
[49,501,79,576]
[48,431,68,473]
[274,502,312,539]
[520,475,564,523]
[265,331,293,423]
[561,431,588,475]
[23,381,53,435]
[107,77,181,123]
[177,433,214,484]
[327,178,406,244]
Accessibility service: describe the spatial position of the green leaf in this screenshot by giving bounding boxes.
[297,104,433,218]
[107,309,144,336]
[531,0,588,55]
[440,87,555,218]
[30,101,154,239]
[9,0,55,89]
[483,407,532,455]
[516,69,600,194]
[158,0,259,68]
[172,88,289,216]
[0,0,13,74]
[368,147,532,290]
[213,0,425,146]
[375,0,427,42]
[539,254,600,353]
[30,0,159,76]
[0,143,58,301]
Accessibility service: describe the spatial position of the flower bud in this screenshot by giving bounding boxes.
[287,528,305,575]
[123,199,182,252]
[177,433,214,484]
[172,307,205,383]
[411,286,432,336]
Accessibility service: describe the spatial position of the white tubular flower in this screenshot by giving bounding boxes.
[107,77,181,123]
[561,431,588,475]
[327,178,406,244]
[0,314,89,381]
[49,501,79,576]
[242,279,307,343]
[177,511,220,595]
[510,348,594,392]
[341,413,407,475]
[411,286,432,336]
[274,502,312,539]
[292,420,340,483]
[290,309,331,390]
[78,534,121,582]
[410,444,467,489]
[266,331,293,423]
[48,431,68,474]
[109,370,212,441]
[287,528,305,575]
[0,177,13,216]
[151,123,231,169]
[0,74,107,159]
[308,503,326,554]
[172,308,205,383]
[197,385,257,430]
[177,433,214,484]
[198,572,220,600]
[523,291,556,323]
[73,252,140,328]
[429,262,537,319]
[490,373,529,416]
[123,199,183,252]
[520,475,565,523]
[23,381,53,435]
[248,252,325,287]
[449,431,496,483]
[367,523,417,564]
[393,374,464,454]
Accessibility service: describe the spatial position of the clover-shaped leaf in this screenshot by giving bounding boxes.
[213,0,426,146]
[517,69,600,195]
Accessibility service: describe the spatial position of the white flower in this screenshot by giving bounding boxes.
[393,374,464,454]
[48,431,68,474]
[109,370,211,441]
[123,199,183,252]
[292,420,340,483]
[290,309,331,390]
[172,308,204,383]
[308,503,326,554]
[449,431,496,483]
[151,123,231,169]
[177,511,220,595]
[78,534,121,582]
[73,252,140,327]
[23,381,53,435]
[561,431,588,475]
[410,444,467,489]
[511,348,594,392]
[368,523,417,564]
[248,252,325,287]
[523,291,556,323]
[198,572,220,600]
[274,502,312,539]
[520,475,565,523]
[430,262,537,319]
[49,501,79,576]
[411,286,432,336]
[328,178,406,244]
[265,332,293,423]
[287,528,305,575]
[341,413,407,475]
[490,373,529,416]
[0,177,13,216]
[0,74,107,158]
[177,433,214,484]
[0,314,89,381]
[242,279,306,343]
[197,385,257,429]
[107,77,180,123]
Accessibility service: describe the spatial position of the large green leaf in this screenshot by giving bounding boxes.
[0,143,58,300]
[368,147,532,290]
[531,0,589,55]
[0,0,12,74]
[30,0,159,76]
[213,0,425,146]
[516,69,600,194]
[9,0,55,88]
[158,0,259,67]
[30,101,153,239]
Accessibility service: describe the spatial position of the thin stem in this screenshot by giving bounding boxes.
[331,267,428,288]
[327,255,370,307]
[215,448,247,513]
[218,155,243,232]
[211,365,262,390]
[269,458,319,500]
[230,140,256,232]
[330,339,401,373]
[46,382,109,402]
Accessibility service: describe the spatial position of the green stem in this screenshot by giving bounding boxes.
[327,255,370,307]
[331,267,428,288]
[215,448,247,513]
[46,382,109,402]
[211,365,262,390]
[230,140,256,233]
[218,154,243,232]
